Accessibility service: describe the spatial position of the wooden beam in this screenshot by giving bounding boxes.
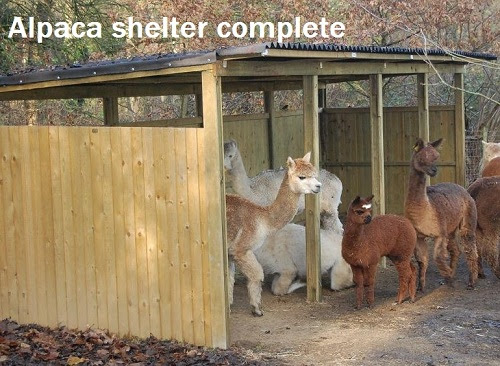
[201,69,228,348]
[264,91,277,168]
[369,74,385,215]
[417,74,430,185]
[215,60,465,77]
[454,73,466,186]
[103,97,119,126]
[303,75,322,303]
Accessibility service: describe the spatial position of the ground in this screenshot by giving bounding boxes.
[230,246,500,366]
[1,245,498,365]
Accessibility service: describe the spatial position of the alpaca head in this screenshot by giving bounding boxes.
[348,195,374,225]
[223,139,239,171]
[482,141,500,164]
[286,152,322,195]
[411,138,443,177]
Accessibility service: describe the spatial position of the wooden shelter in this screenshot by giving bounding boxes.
[0,42,496,348]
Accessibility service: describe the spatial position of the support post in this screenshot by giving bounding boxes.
[454,73,466,186]
[264,91,276,168]
[417,73,430,185]
[303,75,322,303]
[201,70,228,348]
[103,97,119,126]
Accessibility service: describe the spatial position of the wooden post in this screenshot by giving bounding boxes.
[454,73,466,186]
[103,97,119,126]
[303,75,322,303]
[201,70,228,348]
[370,74,386,267]
[417,73,430,185]
[264,91,276,168]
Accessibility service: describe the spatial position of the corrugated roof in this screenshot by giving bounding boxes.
[0,42,496,86]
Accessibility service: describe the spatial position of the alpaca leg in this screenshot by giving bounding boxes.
[363,265,377,307]
[447,234,460,278]
[479,232,500,279]
[414,236,429,292]
[475,230,486,279]
[394,261,412,304]
[236,250,265,316]
[433,236,454,285]
[351,266,364,309]
[460,231,479,289]
[409,262,417,302]
[228,260,236,306]
[271,270,297,296]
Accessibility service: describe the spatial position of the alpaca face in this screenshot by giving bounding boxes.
[223,140,238,171]
[412,138,443,177]
[348,195,374,225]
[287,153,322,195]
[482,141,500,164]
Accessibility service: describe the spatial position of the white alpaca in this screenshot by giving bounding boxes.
[255,212,354,295]
[226,153,321,316]
[480,141,500,172]
[224,139,343,234]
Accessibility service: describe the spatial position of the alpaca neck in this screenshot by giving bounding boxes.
[407,164,429,204]
[267,173,301,230]
[228,154,253,198]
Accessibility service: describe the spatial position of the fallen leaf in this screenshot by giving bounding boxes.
[67,355,86,365]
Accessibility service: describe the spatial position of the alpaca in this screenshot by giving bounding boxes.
[481,157,500,177]
[479,141,500,174]
[224,139,343,234]
[226,152,321,316]
[467,176,500,278]
[404,138,479,291]
[342,195,417,309]
[254,208,353,296]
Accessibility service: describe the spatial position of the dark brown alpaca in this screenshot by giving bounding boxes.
[467,176,500,278]
[342,195,417,309]
[405,138,479,291]
[481,157,500,177]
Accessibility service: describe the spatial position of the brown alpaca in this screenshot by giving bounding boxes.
[342,195,417,309]
[481,157,500,177]
[226,152,321,316]
[467,177,500,278]
[405,138,479,291]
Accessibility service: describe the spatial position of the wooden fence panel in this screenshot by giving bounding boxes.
[0,125,227,347]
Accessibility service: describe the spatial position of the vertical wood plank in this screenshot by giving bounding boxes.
[454,73,466,186]
[142,127,161,338]
[103,97,119,126]
[264,91,276,169]
[121,128,140,336]
[110,128,129,335]
[153,129,172,339]
[0,129,8,319]
[186,129,205,345]
[49,126,68,326]
[303,75,322,303]
[131,128,150,337]
[90,128,108,330]
[201,69,228,348]
[370,74,385,215]
[418,73,430,186]
[38,127,58,327]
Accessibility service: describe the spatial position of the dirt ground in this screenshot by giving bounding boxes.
[230,244,500,366]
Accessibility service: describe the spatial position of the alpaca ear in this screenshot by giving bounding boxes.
[352,196,361,205]
[303,152,311,163]
[367,194,375,202]
[413,138,425,152]
[430,138,443,149]
[287,156,296,170]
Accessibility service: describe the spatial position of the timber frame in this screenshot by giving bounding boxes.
[0,42,496,348]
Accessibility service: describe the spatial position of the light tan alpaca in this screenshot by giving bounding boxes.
[479,141,500,174]
[226,152,321,316]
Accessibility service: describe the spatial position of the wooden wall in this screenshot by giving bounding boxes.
[223,106,457,215]
[0,126,226,347]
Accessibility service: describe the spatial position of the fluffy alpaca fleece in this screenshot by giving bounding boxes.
[342,195,417,309]
[226,153,321,316]
[467,176,500,278]
[482,157,500,177]
[224,139,343,234]
[480,141,500,174]
[254,211,353,296]
[405,138,479,290]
